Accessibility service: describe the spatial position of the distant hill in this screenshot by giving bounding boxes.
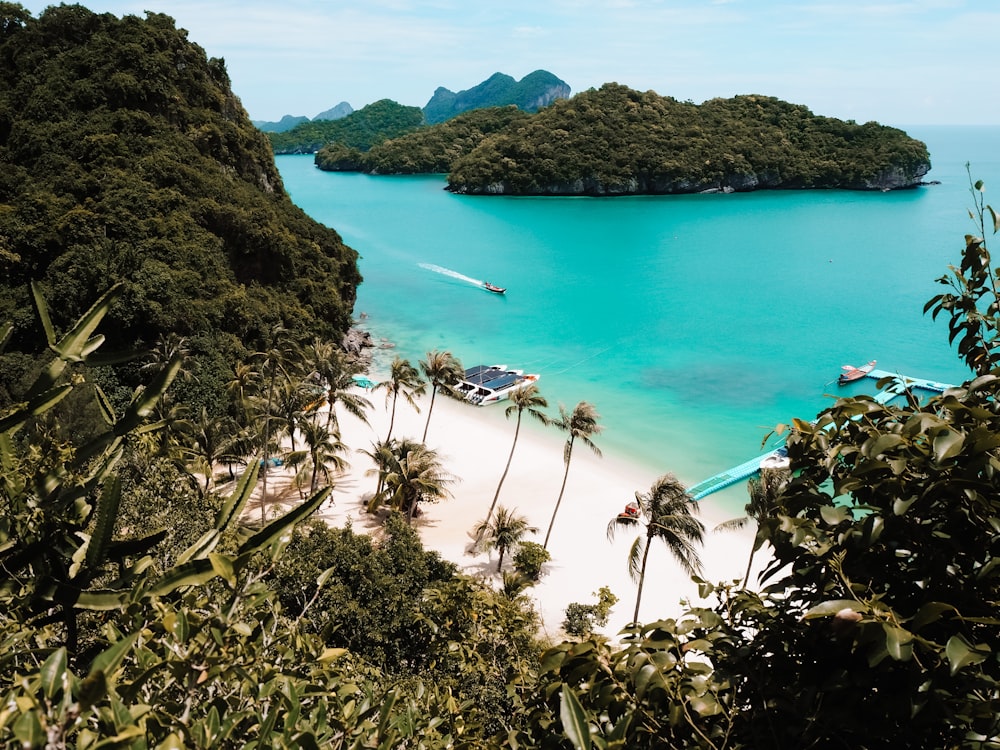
[255,102,354,132]
[253,114,310,132]
[313,101,354,121]
[268,99,424,154]
[316,105,531,174]
[423,70,570,124]
[447,83,931,196]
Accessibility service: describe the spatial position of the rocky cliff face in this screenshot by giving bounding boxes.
[452,163,930,197]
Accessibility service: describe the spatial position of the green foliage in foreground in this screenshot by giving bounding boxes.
[269,99,425,154]
[0,284,545,746]
[447,82,931,195]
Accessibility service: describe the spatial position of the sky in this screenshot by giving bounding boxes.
[16,0,1000,125]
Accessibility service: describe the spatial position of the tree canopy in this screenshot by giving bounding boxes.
[0,3,361,419]
[446,83,930,195]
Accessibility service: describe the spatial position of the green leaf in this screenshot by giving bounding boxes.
[238,486,331,556]
[820,505,852,526]
[49,282,122,362]
[802,600,865,619]
[559,685,592,750]
[13,711,44,747]
[0,384,73,434]
[883,624,914,661]
[145,558,217,598]
[933,429,965,462]
[31,281,56,347]
[0,321,12,355]
[40,647,68,699]
[86,475,122,569]
[989,204,999,233]
[209,553,236,586]
[89,633,139,678]
[94,384,116,425]
[215,460,260,532]
[75,589,129,611]
[945,634,991,675]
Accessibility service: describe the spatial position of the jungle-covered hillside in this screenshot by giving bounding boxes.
[446,83,932,195]
[316,105,531,174]
[267,99,425,155]
[0,3,360,412]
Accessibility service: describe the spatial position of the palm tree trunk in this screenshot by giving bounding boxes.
[422,385,438,443]
[261,371,276,523]
[632,537,653,625]
[497,546,506,572]
[543,437,575,549]
[481,413,522,543]
[386,390,398,443]
[742,545,757,589]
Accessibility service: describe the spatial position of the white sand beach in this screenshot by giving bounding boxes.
[251,381,757,641]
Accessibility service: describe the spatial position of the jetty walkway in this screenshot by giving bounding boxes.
[687,368,955,501]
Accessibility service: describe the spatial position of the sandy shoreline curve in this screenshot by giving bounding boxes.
[251,379,758,640]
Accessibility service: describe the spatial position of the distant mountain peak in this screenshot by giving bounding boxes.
[423,70,570,124]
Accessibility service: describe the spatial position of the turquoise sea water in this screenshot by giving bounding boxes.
[276,126,1000,516]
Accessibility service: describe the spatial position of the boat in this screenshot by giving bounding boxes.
[482,281,506,295]
[760,446,790,471]
[838,359,876,385]
[455,364,539,406]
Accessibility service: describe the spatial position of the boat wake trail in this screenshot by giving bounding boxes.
[419,263,483,287]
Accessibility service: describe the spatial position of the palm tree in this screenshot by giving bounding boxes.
[479,384,549,543]
[305,339,371,430]
[715,465,791,587]
[225,361,259,428]
[361,437,396,500]
[607,473,706,625]
[253,324,301,522]
[286,420,348,496]
[474,505,538,572]
[418,349,464,442]
[185,406,238,493]
[368,439,452,524]
[374,357,425,443]
[543,401,603,549]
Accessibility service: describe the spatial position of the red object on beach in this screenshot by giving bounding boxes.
[838,359,876,385]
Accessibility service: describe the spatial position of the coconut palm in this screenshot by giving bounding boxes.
[368,438,452,524]
[253,324,301,521]
[305,339,372,430]
[360,437,396,500]
[375,357,425,443]
[225,361,259,427]
[419,349,464,442]
[607,473,706,625]
[478,384,549,543]
[185,406,239,493]
[543,401,603,550]
[286,420,348,496]
[474,505,539,573]
[715,465,791,587]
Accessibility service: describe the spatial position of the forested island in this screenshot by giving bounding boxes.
[1,4,998,748]
[314,83,930,195]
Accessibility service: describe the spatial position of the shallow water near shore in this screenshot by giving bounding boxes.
[277,126,999,516]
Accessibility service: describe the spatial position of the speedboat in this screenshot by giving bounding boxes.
[838,359,876,385]
[483,281,506,294]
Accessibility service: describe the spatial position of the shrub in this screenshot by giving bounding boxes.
[513,540,550,581]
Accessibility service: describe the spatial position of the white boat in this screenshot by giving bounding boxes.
[455,364,540,406]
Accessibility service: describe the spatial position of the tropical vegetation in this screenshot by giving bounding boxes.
[269,98,424,155]
[543,401,603,549]
[448,83,931,195]
[3,4,1000,747]
[606,473,705,624]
